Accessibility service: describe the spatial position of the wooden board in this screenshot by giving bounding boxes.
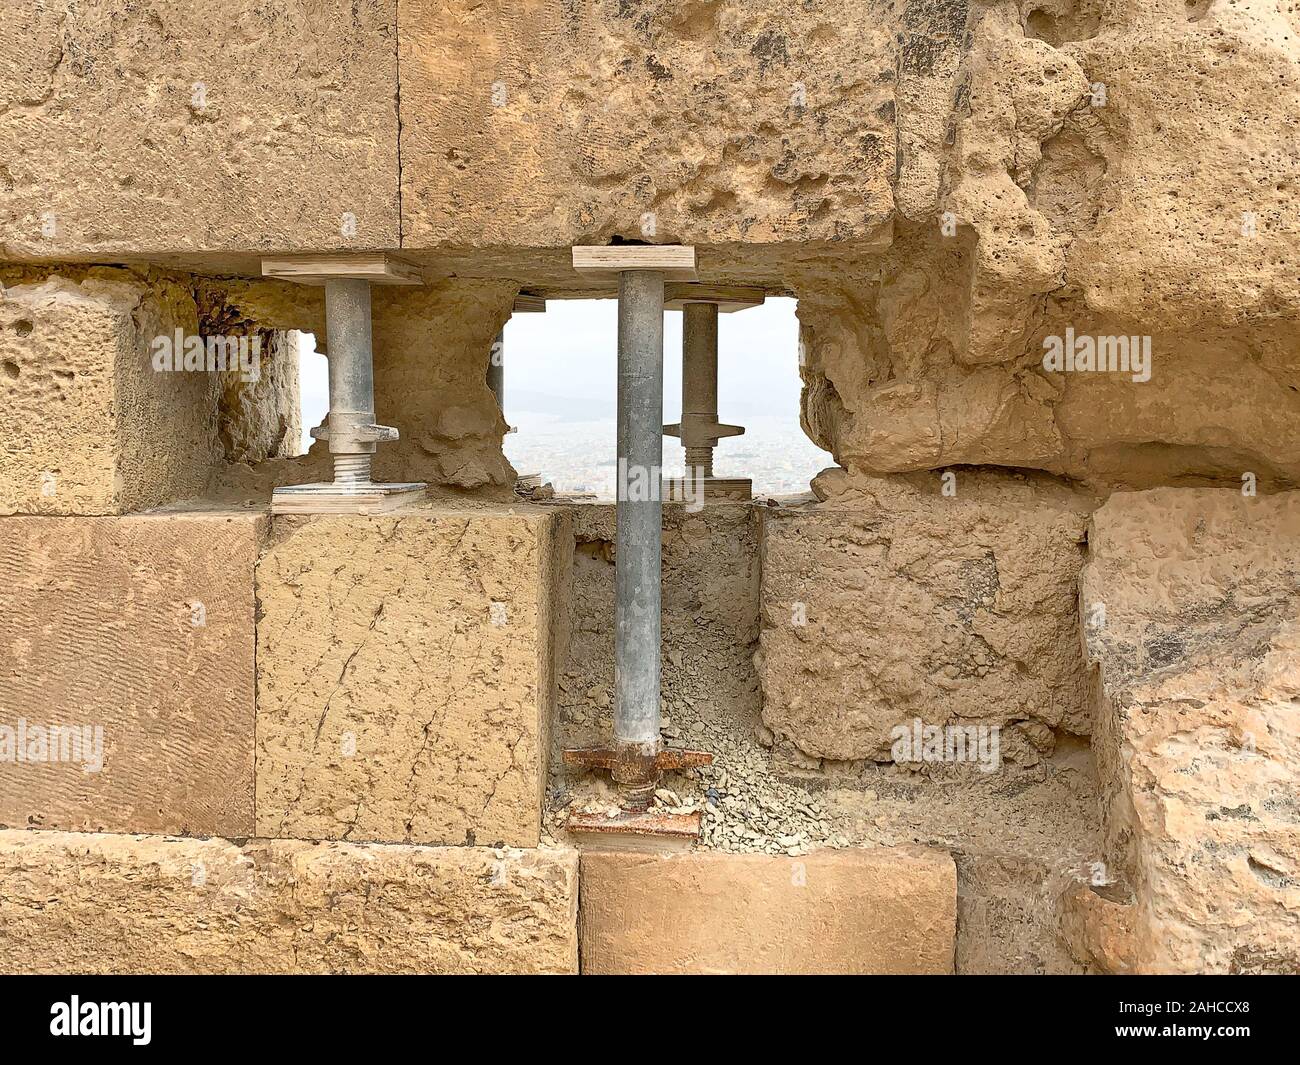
[512,292,547,313]
[571,245,697,280]
[261,254,423,286]
[271,482,427,514]
[664,283,765,313]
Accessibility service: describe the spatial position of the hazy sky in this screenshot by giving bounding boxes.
[501,296,804,422]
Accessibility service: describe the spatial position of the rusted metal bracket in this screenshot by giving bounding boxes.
[564,806,704,850]
[563,745,712,811]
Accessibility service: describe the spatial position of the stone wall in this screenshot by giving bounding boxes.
[1081,488,1300,973]
[757,468,1092,763]
[0,830,579,975]
[256,506,566,848]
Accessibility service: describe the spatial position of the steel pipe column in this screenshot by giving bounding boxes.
[324,277,382,486]
[614,269,666,794]
[681,301,720,480]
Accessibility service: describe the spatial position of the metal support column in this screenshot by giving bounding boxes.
[662,287,761,503]
[564,245,712,841]
[323,278,386,485]
[263,255,427,514]
[681,301,720,480]
[613,269,666,803]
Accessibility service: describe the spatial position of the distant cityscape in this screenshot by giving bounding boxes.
[504,412,833,499]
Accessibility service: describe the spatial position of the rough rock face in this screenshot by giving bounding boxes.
[256,507,566,848]
[0,0,399,257]
[1082,488,1300,973]
[0,831,579,975]
[400,0,902,248]
[957,853,1088,975]
[796,2,1300,489]
[758,468,1092,762]
[0,513,262,837]
[195,286,302,465]
[0,270,218,514]
[205,278,519,500]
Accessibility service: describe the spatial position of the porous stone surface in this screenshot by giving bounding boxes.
[0,830,579,974]
[578,845,956,975]
[0,0,399,257]
[0,270,219,515]
[207,279,518,500]
[757,468,1092,762]
[1083,488,1300,973]
[0,513,262,837]
[1058,879,1138,975]
[256,506,565,848]
[399,0,900,248]
[195,285,301,465]
[789,3,1300,490]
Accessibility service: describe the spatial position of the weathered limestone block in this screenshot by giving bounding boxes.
[1064,7,1300,334]
[0,0,399,257]
[0,271,219,515]
[256,506,566,848]
[579,846,956,975]
[0,512,262,836]
[794,5,1300,489]
[0,831,579,974]
[399,0,909,247]
[1083,488,1300,973]
[757,469,1091,762]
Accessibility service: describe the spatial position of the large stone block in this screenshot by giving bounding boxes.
[398,0,904,248]
[0,831,578,974]
[0,0,398,257]
[0,271,219,515]
[791,10,1300,491]
[1083,488,1300,973]
[0,512,262,836]
[256,506,565,848]
[757,470,1091,763]
[578,846,956,974]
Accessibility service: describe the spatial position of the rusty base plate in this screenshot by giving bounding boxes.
[565,807,703,852]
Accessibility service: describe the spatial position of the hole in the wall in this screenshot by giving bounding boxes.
[1022,1,1102,46]
[12,319,33,337]
[499,296,831,498]
[2,359,19,380]
[295,330,328,457]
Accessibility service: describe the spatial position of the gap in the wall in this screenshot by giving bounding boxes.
[502,296,831,499]
[295,331,328,456]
